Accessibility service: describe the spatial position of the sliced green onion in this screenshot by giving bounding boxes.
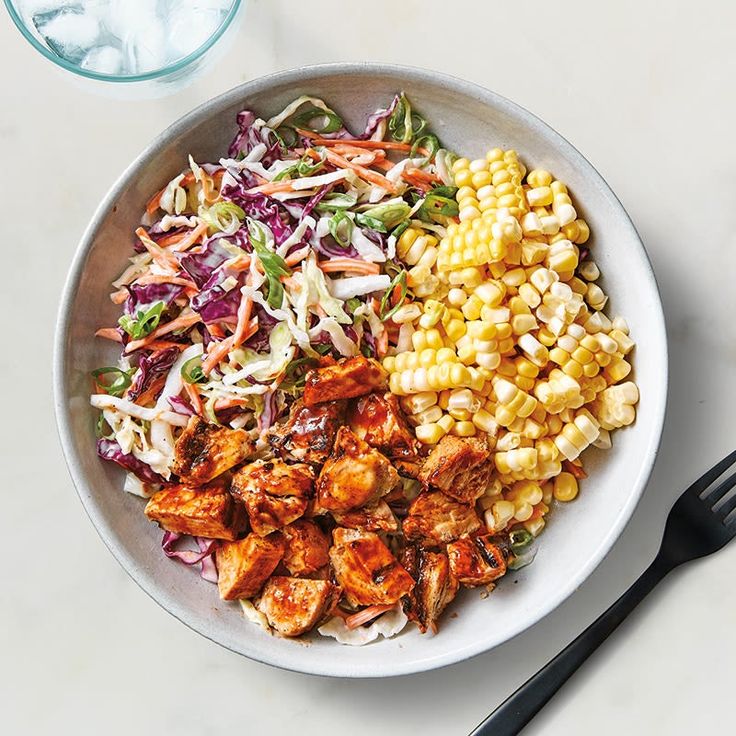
[360,201,411,230]
[203,394,221,426]
[388,93,428,144]
[247,218,291,310]
[380,270,408,322]
[288,105,343,134]
[345,297,362,313]
[410,133,440,159]
[118,301,166,341]
[200,201,245,233]
[328,210,354,248]
[181,356,206,384]
[509,528,534,555]
[314,192,358,212]
[273,153,325,182]
[429,185,459,199]
[91,366,133,397]
[280,356,318,393]
[390,220,411,240]
[274,126,298,148]
[95,412,113,439]
[416,189,460,221]
[355,212,387,233]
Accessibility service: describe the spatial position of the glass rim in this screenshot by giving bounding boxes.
[3,0,243,83]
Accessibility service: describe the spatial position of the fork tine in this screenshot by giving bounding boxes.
[702,470,736,505]
[705,470,736,507]
[716,495,736,522]
[690,449,736,499]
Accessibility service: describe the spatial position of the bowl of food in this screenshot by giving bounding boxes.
[54,63,667,677]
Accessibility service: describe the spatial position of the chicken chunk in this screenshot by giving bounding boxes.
[316,427,399,512]
[172,416,253,485]
[418,435,493,504]
[401,546,459,633]
[281,520,330,576]
[329,528,415,607]
[144,483,246,540]
[231,459,314,499]
[269,399,346,465]
[256,577,340,637]
[331,500,399,533]
[348,392,420,460]
[446,535,508,587]
[230,460,314,536]
[216,532,285,600]
[402,491,481,546]
[303,356,387,406]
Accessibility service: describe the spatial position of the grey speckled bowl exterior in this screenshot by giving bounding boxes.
[54,63,667,678]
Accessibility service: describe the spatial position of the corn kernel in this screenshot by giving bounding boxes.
[416,422,446,445]
[553,472,579,502]
[453,421,477,437]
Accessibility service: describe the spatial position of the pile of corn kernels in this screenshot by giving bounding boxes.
[382,149,639,537]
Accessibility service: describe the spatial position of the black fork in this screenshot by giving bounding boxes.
[471,449,736,736]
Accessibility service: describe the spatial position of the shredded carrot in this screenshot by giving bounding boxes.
[168,222,208,252]
[95,327,123,342]
[110,289,128,304]
[563,460,588,480]
[345,604,394,630]
[376,326,389,358]
[232,295,254,348]
[280,275,301,291]
[201,337,234,375]
[401,173,433,193]
[208,323,227,340]
[318,258,381,275]
[404,167,442,184]
[144,171,196,216]
[134,275,197,288]
[214,397,253,410]
[134,377,166,406]
[145,187,166,217]
[316,148,398,193]
[372,158,395,172]
[125,312,201,354]
[224,255,252,272]
[183,382,203,416]
[284,250,309,267]
[142,341,188,352]
[201,317,257,375]
[303,135,410,151]
[246,179,299,196]
[135,227,179,272]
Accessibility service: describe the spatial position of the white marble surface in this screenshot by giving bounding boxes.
[2,0,735,733]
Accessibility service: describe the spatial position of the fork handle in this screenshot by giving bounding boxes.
[470,555,673,736]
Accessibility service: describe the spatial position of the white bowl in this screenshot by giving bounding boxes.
[54,63,668,677]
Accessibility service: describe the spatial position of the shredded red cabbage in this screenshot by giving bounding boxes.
[243,306,278,353]
[228,110,283,166]
[96,439,167,484]
[358,94,400,139]
[127,347,180,402]
[190,271,246,324]
[257,390,278,432]
[221,189,294,245]
[168,395,195,417]
[178,240,233,288]
[124,282,184,317]
[161,532,218,583]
